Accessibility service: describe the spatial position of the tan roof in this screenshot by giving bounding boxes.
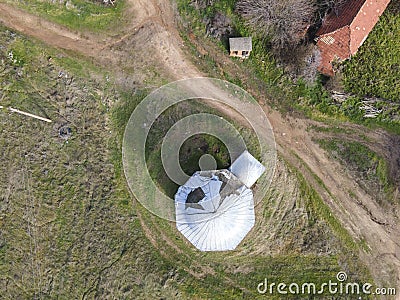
[229,37,252,51]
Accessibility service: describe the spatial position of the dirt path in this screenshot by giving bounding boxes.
[273,114,400,288]
[1,0,399,292]
[0,3,101,56]
[126,1,400,289]
[0,1,198,80]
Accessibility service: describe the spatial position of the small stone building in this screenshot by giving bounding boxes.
[315,0,391,76]
[229,37,252,58]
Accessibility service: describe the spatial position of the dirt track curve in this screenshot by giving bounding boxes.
[1,0,399,293]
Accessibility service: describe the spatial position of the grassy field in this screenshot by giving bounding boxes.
[129,158,373,299]
[342,1,400,102]
[104,75,373,299]
[0,25,181,298]
[0,6,377,299]
[1,0,126,33]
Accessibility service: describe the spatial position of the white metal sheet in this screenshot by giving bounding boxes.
[229,150,265,188]
[175,172,255,251]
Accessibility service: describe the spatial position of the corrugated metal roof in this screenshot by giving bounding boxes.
[175,170,255,251]
[176,185,255,251]
[175,171,223,214]
[317,0,367,36]
[174,151,264,251]
[229,37,252,51]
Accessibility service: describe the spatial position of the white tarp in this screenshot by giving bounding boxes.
[229,150,266,188]
[175,171,255,251]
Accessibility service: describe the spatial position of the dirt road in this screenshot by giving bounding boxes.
[1,0,399,292]
[0,1,198,80]
[0,3,100,56]
[130,0,400,289]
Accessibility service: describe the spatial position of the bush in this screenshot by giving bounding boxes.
[236,0,316,53]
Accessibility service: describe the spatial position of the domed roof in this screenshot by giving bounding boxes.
[175,170,255,251]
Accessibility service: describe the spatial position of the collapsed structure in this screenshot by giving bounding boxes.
[175,151,265,251]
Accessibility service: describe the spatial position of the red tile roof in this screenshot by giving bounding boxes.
[316,27,351,76]
[316,0,391,75]
[317,0,367,36]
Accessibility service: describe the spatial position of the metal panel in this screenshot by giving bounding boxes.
[175,171,255,251]
[229,150,266,188]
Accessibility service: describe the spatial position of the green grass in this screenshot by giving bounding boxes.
[307,124,356,135]
[293,163,357,250]
[179,134,230,171]
[316,139,395,205]
[342,2,400,102]
[317,140,388,182]
[285,151,360,251]
[109,66,372,298]
[3,0,126,32]
[145,133,232,198]
[0,25,180,299]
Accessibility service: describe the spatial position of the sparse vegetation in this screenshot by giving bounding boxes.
[0,26,181,298]
[316,139,396,205]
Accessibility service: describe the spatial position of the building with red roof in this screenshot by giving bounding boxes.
[315,0,391,76]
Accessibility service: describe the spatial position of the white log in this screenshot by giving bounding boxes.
[8,107,52,123]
